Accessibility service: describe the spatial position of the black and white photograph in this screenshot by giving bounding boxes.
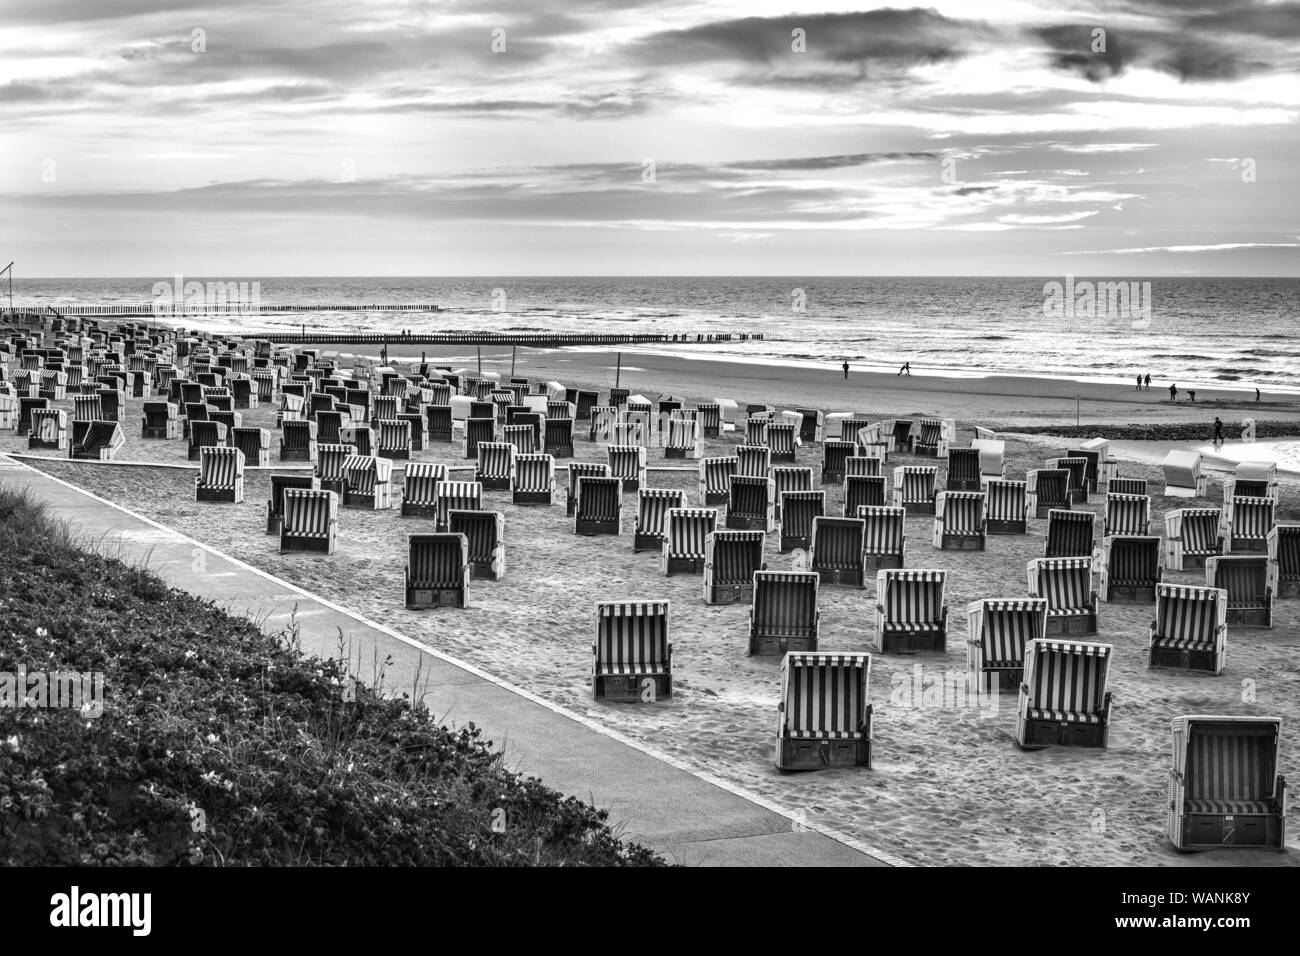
[0,0,1296,926]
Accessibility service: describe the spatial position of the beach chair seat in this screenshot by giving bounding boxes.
[1267,524,1300,599]
[1101,535,1163,602]
[607,444,647,493]
[434,480,482,532]
[1108,476,1147,497]
[1166,716,1285,851]
[772,466,813,521]
[892,465,938,516]
[404,533,471,609]
[750,571,820,655]
[933,491,986,551]
[27,408,68,451]
[966,599,1048,691]
[511,453,555,506]
[544,418,574,458]
[703,530,766,603]
[985,479,1028,534]
[279,419,317,462]
[448,510,506,580]
[727,476,775,532]
[195,446,245,504]
[401,462,447,517]
[875,570,948,653]
[593,601,672,702]
[566,462,608,517]
[809,516,867,588]
[1027,557,1098,636]
[775,652,872,771]
[1222,497,1274,554]
[661,507,717,576]
[634,489,687,553]
[1162,450,1209,498]
[1045,509,1096,558]
[794,408,824,443]
[1207,555,1272,628]
[279,488,338,554]
[843,475,886,516]
[1016,639,1113,749]
[464,417,495,459]
[474,441,517,491]
[1164,507,1223,571]
[663,417,701,459]
[858,505,906,570]
[575,476,622,536]
[912,418,948,458]
[426,405,453,443]
[314,442,357,493]
[945,447,982,491]
[820,440,855,484]
[266,474,318,534]
[1104,492,1151,537]
[188,419,228,461]
[1149,584,1228,673]
[1222,461,1278,504]
[971,438,1006,485]
[231,427,271,468]
[699,456,737,506]
[140,401,179,439]
[1027,468,1071,518]
[778,490,824,554]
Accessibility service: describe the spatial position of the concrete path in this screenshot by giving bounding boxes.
[0,454,897,867]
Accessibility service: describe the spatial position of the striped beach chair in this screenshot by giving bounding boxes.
[251,368,277,405]
[971,438,1006,484]
[314,443,357,493]
[435,480,482,532]
[1045,509,1095,558]
[845,455,883,478]
[589,405,619,442]
[209,409,242,436]
[575,476,622,536]
[195,446,245,504]
[372,395,399,422]
[566,462,608,517]
[703,530,766,604]
[593,601,672,702]
[546,399,574,422]
[38,369,66,401]
[985,479,1028,534]
[699,456,737,506]
[858,505,906,570]
[695,402,721,437]
[613,418,647,449]
[1047,456,1089,504]
[27,408,68,451]
[404,533,470,609]
[1207,555,1272,627]
[727,476,775,532]
[1167,716,1286,851]
[573,389,598,421]
[772,466,813,522]
[1104,493,1151,537]
[401,462,447,518]
[1101,535,1162,602]
[279,419,317,462]
[1222,497,1275,554]
[809,516,867,588]
[449,510,506,580]
[766,422,798,463]
[1016,639,1113,749]
[1222,461,1278,503]
[97,388,124,423]
[426,405,453,443]
[1066,446,1102,493]
[661,507,717,575]
[875,569,947,653]
[229,376,257,409]
[0,393,16,431]
[663,417,701,459]
[503,422,536,455]
[843,474,886,516]
[736,444,771,479]
[266,474,318,535]
[912,418,948,458]
[1077,437,1118,488]
[853,422,887,461]
[749,571,820,655]
[1267,523,1300,599]
[544,418,574,458]
[634,489,687,553]
[945,447,982,491]
[340,424,372,457]
[511,453,555,506]
[778,490,824,554]
[182,401,210,440]
[607,444,647,493]
[188,419,228,462]
[966,599,1048,691]
[744,418,768,447]
[277,392,306,426]
[16,396,46,436]
[231,427,270,468]
[1109,476,1147,497]
[396,412,425,452]
[73,394,103,423]
[1027,468,1070,518]
[892,465,938,516]
[1162,450,1209,498]
[795,408,824,443]
[1027,557,1097,636]
[475,441,517,491]
[462,414,496,458]
[775,652,872,771]
[933,491,986,551]
[1165,508,1224,571]
[820,440,855,484]
[279,488,338,554]
[342,454,394,510]
[1149,584,1228,673]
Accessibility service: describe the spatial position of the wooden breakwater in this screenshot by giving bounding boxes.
[253,331,763,345]
[37,304,445,317]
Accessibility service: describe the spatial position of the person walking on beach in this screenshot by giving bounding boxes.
[1169,383,1178,402]
[1188,389,1196,403]
[1213,417,1224,445]
[1144,373,1152,390]
[898,361,911,376]
[1256,388,1262,402]
[1135,373,1142,390]
[842,360,850,379]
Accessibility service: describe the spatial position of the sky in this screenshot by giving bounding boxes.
[1,0,1298,277]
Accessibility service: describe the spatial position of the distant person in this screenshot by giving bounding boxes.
[1256,388,1262,402]
[842,361,850,379]
[1169,383,1178,402]
[1213,417,1224,444]
[1144,373,1152,390]
[898,362,911,376]
[1188,389,1196,403]
[1135,374,1142,390]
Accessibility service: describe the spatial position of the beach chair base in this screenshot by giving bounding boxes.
[266,515,282,536]
[986,519,1026,535]
[141,424,179,440]
[378,448,411,461]
[981,668,1022,693]
[512,491,553,506]
[633,532,664,553]
[619,479,641,494]
[280,449,313,462]
[1169,552,1217,571]
[28,437,68,451]
[878,629,946,654]
[813,567,865,588]
[862,552,904,571]
[401,502,439,519]
[726,514,770,532]
[914,444,940,458]
[820,470,845,485]
[1278,579,1300,599]
[779,533,811,554]
[468,559,500,581]
[1017,718,1106,750]
[938,533,985,551]
[771,452,796,464]
[946,479,980,492]
[706,583,753,605]
[1173,812,1285,852]
[319,478,345,496]
[1105,584,1157,603]
[1228,538,1267,555]
[479,476,511,491]
[663,447,689,459]
[405,586,467,609]
[749,632,818,656]
[545,444,573,458]
[1069,489,1088,505]
[703,491,729,506]
[776,735,871,772]
[665,556,704,576]
[280,535,335,555]
[702,426,719,438]
[1226,605,1271,628]
[902,501,936,516]
[1149,645,1220,673]
[195,487,242,504]
[575,519,619,536]
[594,673,671,703]
[428,429,453,443]
[566,493,579,516]
[1045,612,1097,637]
[343,490,392,510]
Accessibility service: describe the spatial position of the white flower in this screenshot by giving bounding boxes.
[3,735,19,752]
[34,627,48,637]
[206,733,218,744]
[184,650,197,660]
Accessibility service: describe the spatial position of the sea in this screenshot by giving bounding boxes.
[10,276,1299,393]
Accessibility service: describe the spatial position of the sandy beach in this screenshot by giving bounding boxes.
[5,348,1298,867]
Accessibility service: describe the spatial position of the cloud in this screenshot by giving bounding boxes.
[1066,242,1300,254]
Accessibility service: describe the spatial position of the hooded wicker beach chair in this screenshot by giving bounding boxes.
[1222,461,1278,503]
[692,401,719,438]
[875,569,947,653]
[266,474,318,535]
[434,480,482,532]
[398,411,426,451]
[933,491,986,551]
[277,392,306,427]
[966,599,1048,691]
[820,440,855,484]
[727,475,776,532]
[795,407,824,443]
[1027,468,1070,518]
[772,466,813,521]
[744,418,768,446]
[404,533,470,609]
[985,479,1028,534]
[1149,584,1228,672]
[661,507,717,575]
[614,417,647,449]
[279,419,317,462]
[1162,450,1209,498]
[231,426,271,467]
[315,409,348,445]
[195,446,245,504]
[736,444,771,480]
[766,422,798,463]
[15,396,46,436]
[448,509,505,580]
[1267,523,1299,599]
[426,404,453,443]
[511,453,555,506]
[589,405,618,442]
[971,438,1006,485]
[592,601,672,702]
[607,444,647,493]
[1207,555,1272,627]
[279,488,338,554]
[857,504,906,570]
[567,462,608,517]
[1166,716,1286,851]
[909,418,946,458]
[634,489,687,552]
[945,447,982,491]
[182,401,210,440]
[1164,508,1223,571]
[844,474,887,516]
[544,417,574,458]
[663,416,701,459]
[97,387,124,423]
[749,571,820,655]
[775,652,872,771]
[575,475,622,536]
[1104,492,1151,537]
[1109,476,1147,497]
[473,441,517,491]
[1027,556,1098,636]
[341,454,394,510]
[1045,509,1096,558]
[845,455,883,478]
[892,465,938,516]
[809,516,867,588]
[503,422,536,455]
[703,530,765,604]
[1101,535,1162,602]
[1222,497,1275,554]
[140,401,179,440]
[27,408,67,451]
[73,394,103,424]
[188,419,228,461]
[401,462,447,518]
[314,442,357,494]
[1016,639,1113,749]
[464,417,496,459]
[779,490,824,553]
[1047,456,1089,504]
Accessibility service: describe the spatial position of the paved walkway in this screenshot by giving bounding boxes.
[0,454,895,867]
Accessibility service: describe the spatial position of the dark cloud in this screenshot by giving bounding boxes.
[1035,21,1273,83]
